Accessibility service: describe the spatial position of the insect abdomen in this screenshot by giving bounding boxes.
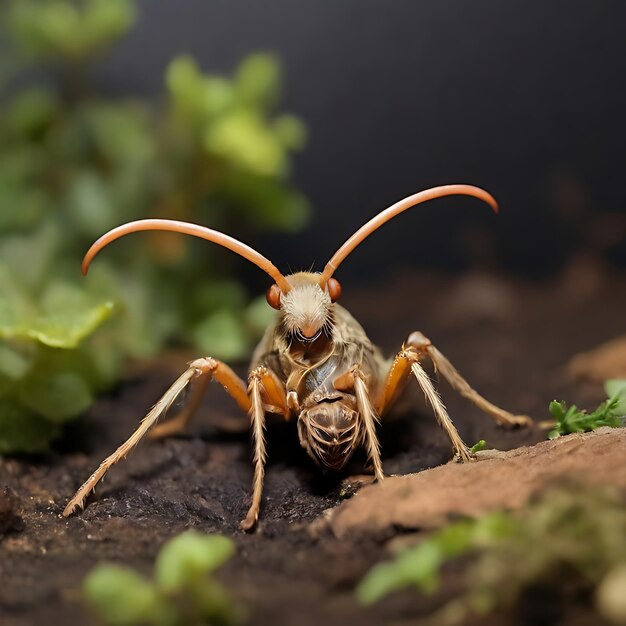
[297,398,360,470]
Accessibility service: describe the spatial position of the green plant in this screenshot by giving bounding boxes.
[547,379,626,439]
[84,531,241,626]
[469,439,487,453]
[0,0,308,452]
[357,487,626,625]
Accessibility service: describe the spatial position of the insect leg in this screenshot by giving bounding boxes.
[410,359,473,461]
[149,359,250,439]
[240,367,269,531]
[377,348,472,461]
[407,331,532,427]
[376,350,415,415]
[353,368,385,482]
[257,367,290,418]
[147,372,211,439]
[63,358,250,518]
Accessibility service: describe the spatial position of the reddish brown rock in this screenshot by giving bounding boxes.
[568,335,626,382]
[328,428,626,538]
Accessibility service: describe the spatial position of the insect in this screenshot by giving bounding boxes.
[63,184,532,530]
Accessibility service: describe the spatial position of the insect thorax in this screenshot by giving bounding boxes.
[251,301,385,471]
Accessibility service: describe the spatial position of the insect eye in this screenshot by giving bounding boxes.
[327,278,342,302]
[266,284,282,309]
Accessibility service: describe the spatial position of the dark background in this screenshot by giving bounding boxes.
[97,0,626,285]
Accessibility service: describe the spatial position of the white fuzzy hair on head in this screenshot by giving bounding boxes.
[281,283,331,338]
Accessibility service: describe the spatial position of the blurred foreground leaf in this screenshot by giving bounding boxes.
[85,531,240,626]
[358,487,626,625]
[155,532,235,593]
[84,565,173,626]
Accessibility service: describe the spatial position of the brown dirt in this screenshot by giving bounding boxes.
[1,267,625,626]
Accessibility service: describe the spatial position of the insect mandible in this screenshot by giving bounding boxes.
[63,184,532,530]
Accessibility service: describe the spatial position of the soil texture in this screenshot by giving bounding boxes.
[1,268,625,626]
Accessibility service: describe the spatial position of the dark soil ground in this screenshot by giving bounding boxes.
[1,266,625,626]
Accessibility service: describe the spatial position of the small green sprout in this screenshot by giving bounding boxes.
[84,531,241,626]
[357,487,626,625]
[547,379,626,439]
[469,439,488,453]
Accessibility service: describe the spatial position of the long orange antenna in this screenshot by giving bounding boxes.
[82,219,292,293]
[322,184,499,283]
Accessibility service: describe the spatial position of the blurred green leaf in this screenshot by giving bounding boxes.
[235,53,280,108]
[0,342,35,383]
[0,298,115,351]
[24,305,114,348]
[193,309,249,361]
[155,531,235,593]
[0,146,47,184]
[7,88,59,137]
[76,336,124,391]
[273,114,307,150]
[0,222,61,289]
[8,0,136,60]
[19,370,92,422]
[65,171,117,237]
[83,103,155,166]
[219,171,310,231]
[166,56,235,122]
[24,283,116,349]
[194,280,247,316]
[205,109,287,176]
[9,1,81,57]
[0,399,59,453]
[0,266,34,332]
[81,0,136,50]
[166,55,200,99]
[0,182,49,231]
[0,6,307,453]
[166,55,203,117]
[83,564,172,626]
[357,513,518,606]
[357,487,626,626]
[91,267,176,360]
[84,532,238,625]
[604,379,626,415]
[357,541,442,605]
